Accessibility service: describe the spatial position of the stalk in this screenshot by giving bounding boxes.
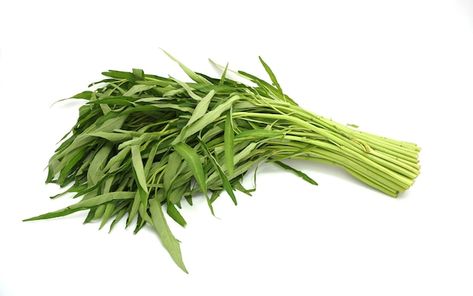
[232,107,418,195]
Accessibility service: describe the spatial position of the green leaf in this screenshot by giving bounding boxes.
[72,90,94,100]
[131,145,149,196]
[149,199,188,273]
[237,70,286,101]
[274,161,318,185]
[104,146,130,172]
[173,95,240,144]
[166,202,187,227]
[102,70,135,80]
[170,77,203,101]
[93,204,106,220]
[200,140,237,205]
[55,115,127,160]
[163,152,182,197]
[233,181,255,196]
[88,131,132,142]
[186,90,215,126]
[89,96,135,106]
[185,195,193,206]
[144,141,160,175]
[139,203,153,225]
[150,103,194,113]
[224,112,234,175]
[234,142,257,164]
[109,206,128,233]
[83,208,96,224]
[133,68,144,80]
[126,191,141,228]
[162,49,210,85]
[258,56,283,96]
[168,183,188,204]
[24,192,135,221]
[84,207,100,223]
[173,143,207,195]
[134,215,146,234]
[58,148,86,184]
[87,144,113,186]
[210,190,222,204]
[206,193,216,216]
[219,63,229,85]
[99,203,116,230]
[235,129,284,141]
[123,84,155,96]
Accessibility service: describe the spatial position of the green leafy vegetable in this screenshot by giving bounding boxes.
[24,53,420,273]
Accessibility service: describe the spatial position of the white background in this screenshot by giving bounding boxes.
[1,0,473,295]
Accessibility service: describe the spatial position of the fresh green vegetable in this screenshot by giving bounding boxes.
[24,53,420,273]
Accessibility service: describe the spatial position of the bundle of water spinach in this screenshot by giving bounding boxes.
[25,53,420,272]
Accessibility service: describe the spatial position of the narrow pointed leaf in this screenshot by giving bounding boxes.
[24,192,135,221]
[200,140,237,205]
[162,49,210,85]
[274,161,318,185]
[166,202,187,227]
[109,207,128,233]
[173,95,240,144]
[219,63,229,85]
[87,144,113,186]
[173,142,207,195]
[131,145,149,195]
[186,90,215,126]
[149,199,188,273]
[99,203,116,230]
[224,112,235,175]
[258,56,283,96]
[163,152,182,195]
